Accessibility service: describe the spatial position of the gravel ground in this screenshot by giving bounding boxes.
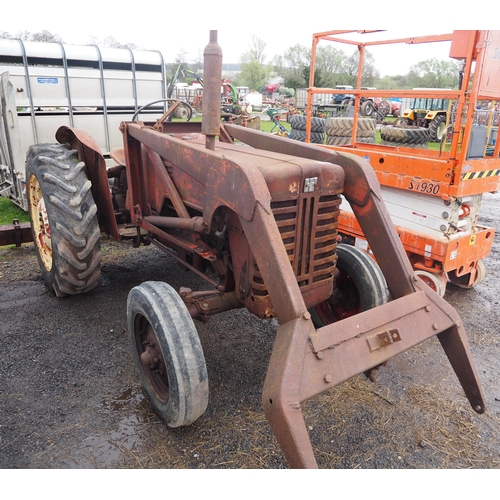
[0,193,499,470]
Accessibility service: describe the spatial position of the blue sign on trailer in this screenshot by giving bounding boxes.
[37,77,59,84]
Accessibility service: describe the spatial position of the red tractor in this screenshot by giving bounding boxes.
[25,31,484,468]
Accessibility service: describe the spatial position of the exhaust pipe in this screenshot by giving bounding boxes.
[202,30,222,151]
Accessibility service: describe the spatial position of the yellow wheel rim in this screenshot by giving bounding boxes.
[28,173,53,272]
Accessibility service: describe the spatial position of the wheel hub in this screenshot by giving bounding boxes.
[135,318,169,402]
[140,342,161,371]
[28,173,53,272]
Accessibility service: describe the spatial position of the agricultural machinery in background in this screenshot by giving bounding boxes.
[397,95,450,141]
[17,31,486,468]
[263,105,290,137]
[166,64,258,127]
[303,30,500,299]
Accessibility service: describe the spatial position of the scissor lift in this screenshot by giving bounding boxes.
[305,30,500,296]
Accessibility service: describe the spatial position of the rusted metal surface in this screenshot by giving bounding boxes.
[224,125,416,297]
[0,219,32,247]
[223,123,485,467]
[201,31,222,150]
[46,31,485,469]
[179,287,243,322]
[55,126,119,241]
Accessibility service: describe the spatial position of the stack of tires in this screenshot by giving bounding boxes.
[289,114,326,143]
[379,125,429,148]
[325,117,376,146]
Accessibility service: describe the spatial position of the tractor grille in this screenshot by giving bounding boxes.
[251,193,341,297]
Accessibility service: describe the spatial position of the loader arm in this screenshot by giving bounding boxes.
[223,123,485,468]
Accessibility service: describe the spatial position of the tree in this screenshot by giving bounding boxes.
[407,58,461,89]
[376,74,410,90]
[315,45,348,87]
[30,30,63,43]
[0,30,63,42]
[102,35,137,50]
[175,48,189,65]
[191,48,203,72]
[302,65,324,88]
[343,49,379,87]
[278,44,311,88]
[239,35,269,90]
[89,35,140,50]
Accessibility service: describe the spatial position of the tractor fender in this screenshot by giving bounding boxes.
[55,126,119,240]
[401,110,414,121]
[203,157,272,230]
[425,110,444,120]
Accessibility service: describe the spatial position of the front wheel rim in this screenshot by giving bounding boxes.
[314,272,361,323]
[28,173,53,272]
[134,314,170,402]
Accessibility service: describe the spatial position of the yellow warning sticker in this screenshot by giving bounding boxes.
[470,235,476,245]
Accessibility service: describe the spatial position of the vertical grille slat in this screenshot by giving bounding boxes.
[250,192,341,297]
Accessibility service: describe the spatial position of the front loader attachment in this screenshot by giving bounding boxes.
[22,30,485,470]
[224,124,485,468]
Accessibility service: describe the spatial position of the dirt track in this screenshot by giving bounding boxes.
[1,193,499,469]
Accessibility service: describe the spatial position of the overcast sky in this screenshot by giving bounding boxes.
[3,2,497,77]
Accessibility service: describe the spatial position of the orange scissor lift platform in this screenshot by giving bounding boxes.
[304,30,500,296]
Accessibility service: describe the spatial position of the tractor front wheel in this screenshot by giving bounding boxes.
[127,281,209,427]
[310,244,389,327]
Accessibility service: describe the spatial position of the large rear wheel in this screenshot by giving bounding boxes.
[428,114,447,142]
[26,143,101,297]
[360,99,375,117]
[127,281,209,427]
[325,117,377,137]
[311,244,389,327]
[380,125,429,144]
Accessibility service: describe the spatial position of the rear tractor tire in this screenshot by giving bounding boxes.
[289,129,325,144]
[127,281,209,427]
[310,244,389,327]
[26,143,102,297]
[380,125,429,145]
[325,117,376,138]
[360,99,375,117]
[289,114,326,133]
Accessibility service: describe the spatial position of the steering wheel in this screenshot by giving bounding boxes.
[132,99,194,122]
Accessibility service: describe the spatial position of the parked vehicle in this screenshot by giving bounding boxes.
[333,84,354,104]
[18,31,485,469]
[304,30,500,298]
[399,94,451,141]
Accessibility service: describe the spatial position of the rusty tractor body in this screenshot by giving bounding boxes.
[25,31,485,468]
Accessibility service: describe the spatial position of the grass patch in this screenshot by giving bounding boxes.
[0,197,30,226]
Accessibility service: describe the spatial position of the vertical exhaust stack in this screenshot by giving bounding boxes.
[202,31,223,151]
